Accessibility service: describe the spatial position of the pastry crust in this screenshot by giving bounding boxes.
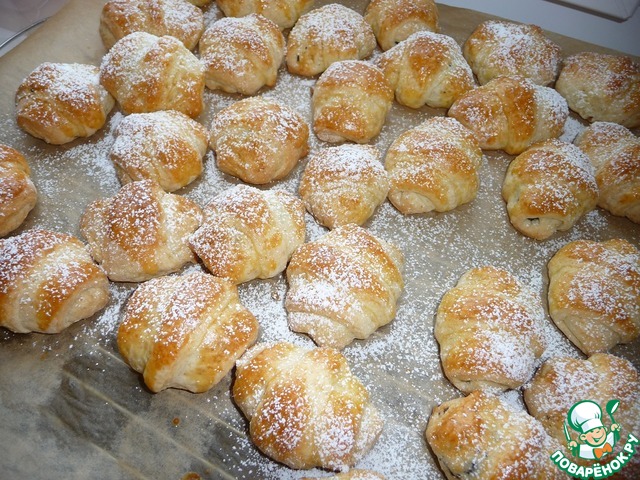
[16,63,115,145]
[118,271,258,393]
[385,117,482,214]
[80,180,203,282]
[0,145,37,237]
[285,224,404,349]
[215,0,314,29]
[0,229,109,334]
[299,144,389,228]
[232,342,384,470]
[547,238,640,355]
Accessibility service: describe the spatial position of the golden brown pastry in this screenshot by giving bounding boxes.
[555,52,640,129]
[299,144,389,228]
[16,63,115,145]
[215,0,314,29]
[426,390,568,480]
[189,185,305,284]
[99,0,205,51]
[502,139,598,240]
[0,145,37,237]
[385,117,482,214]
[99,32,204,117]
[312,60,393,144]
[199,14,285,95]
[80,180,203,282]
[118,271,258,393]
[286,3,376,77]
[448,75,568,155]
[0,229,109,334]
[364,0,439,51]
[285,224,404,349]
[463,20,562,86]
[574,122,640,224]
[547,239,640,355]
[233,342,383,470]
[209,97,309,184]
[376,31,475,109]
[302,470,386,480]
[110,110,208,192]
[186,0,210,5]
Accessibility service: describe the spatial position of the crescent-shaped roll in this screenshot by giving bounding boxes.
[574,122,640,224]
[80,180,203,282]
[502,139,598,240]
[118,271,258,393]
[0,145,37,237]
[232,342,384,470]
[189,185,305,284]
[385,117,482,214]
[215,0,314,30]
[0,229,110,334]
[448,75,568,155]
[376,31,475,109]
[16,63,115,145]
[285,224,404,349]
[547,238,640,355]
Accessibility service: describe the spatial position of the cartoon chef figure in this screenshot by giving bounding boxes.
[567,400,620,460]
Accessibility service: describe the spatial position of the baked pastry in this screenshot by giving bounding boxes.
[80,180,203,282]
[313,60,393,144]
[189,185,305,284]
[426,390,567,480]
[298,144,389,228]
[448,75,568,155]
[547,238,640,355]
[233,342,383,470]
[555,52,640,129]
[0,229,109,334]
[209,97,309,184]
[574,122,640,223]
[99,0,205,51]
[364,0,439,51]
[110,110,208,192]
[285,224,404,349]
[215,0,314,29]
[16,63,115,145]
[286,4,376,77]
[435,266,546,394]
[462,20,562,86]
[99,32,204,117]
[385,117,482,214]
[0,145,37,237]
[502,139,598,240]
[376,31,475,109]
[118,271,258,393]
[186,0,210,5]
[199,14,285,95]
[302,470,385,480]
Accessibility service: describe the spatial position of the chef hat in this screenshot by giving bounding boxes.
[568,400,604,434]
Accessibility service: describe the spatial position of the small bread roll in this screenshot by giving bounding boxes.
[16,63,115,145]
[286,3,376,77]
[299,144,389,228]
[215,0,314,29]
[80,180,203,282]
[0,229,109,334]
[313,60,393,144]
[463,20,562,86]
[574,122,640,223]
[100,32,204,117]
[0,145,37,237]
[385,117,482,214]
[110,110,208,191]
[233,342,383,470]
[547,238,640,355]
[364,0,439,51]
[199,14,285,95]
[555,52,640,129]
[189,185,305,284]
[99,0,205,50]
[502,139,598,240]
[209,97,309,184]
[376,31,475,109]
